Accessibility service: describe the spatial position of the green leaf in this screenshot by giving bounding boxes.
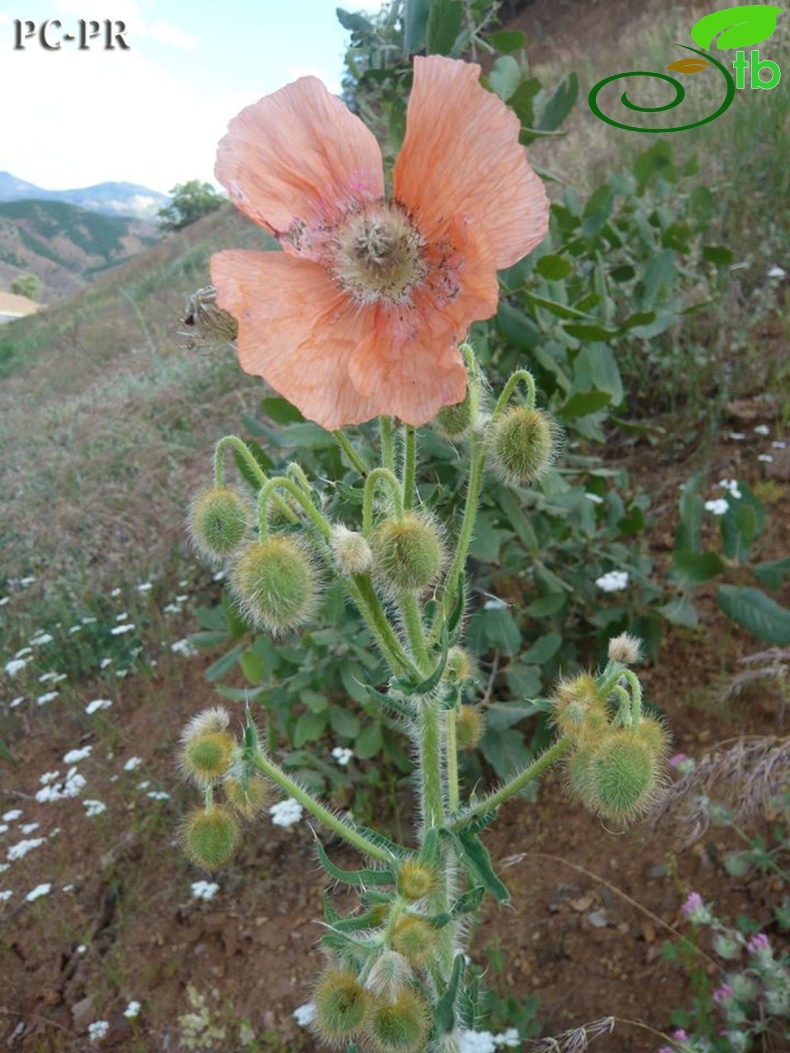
[621,310,656,329]
[355,722,384,760]
[204,643,244,682]
[293,709,327,747]
[427,0,463,55]
[633,140,676,194]
[524,292,591,320]
[480,725,532,781]
[563,323,619,341]
[340,662,372,704]
[521,632,562,664]
[485,29,527,52]
[702,245,734,267]
[240,649,266,685]
[538,72,578,131]
[691,5,783,50]
[536,254,573,281]
[315,839,395,887]
[336,8,374,34]
[329,707,360,738]
[481,606,522,656]
[721,485,765,561]
[754,557,790,590]
[588,344,624,404]
[676,478,703,553]
[403,0,430,53]
[659,595,699,628]
[454,831,510,902]
[672,550,727,583]
[557,391,611,419]
[488,56,521,101]
[496,302,540,349]
[641,249,677,308]
[261,395,304,424]
[485,701,544,731]
[581,184,615,236]
[434,953,466,1033]
[188,629,230,650]
[716,585,790,644]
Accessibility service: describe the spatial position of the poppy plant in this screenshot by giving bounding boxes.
[211,55,549,430]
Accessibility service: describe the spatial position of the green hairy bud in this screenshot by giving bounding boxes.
[366,989,431,1053]
[181,806,240,871]
[569,722,668,824]
[224,774,269,819]
[313,968,370,1043]
[390,914,439,967]
[433,386,472,440]
[371,512,444,592]
[230,536,318,634]
[396,861,439,902]
[552,674,609,742]
[489,405,557,486]
[188,487,250,563]
[456,705,485,751]
[180,730,236,787]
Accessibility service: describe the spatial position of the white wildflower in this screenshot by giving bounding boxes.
[270,798,303,828]
[584,492,604,504]
[171,638,198,658]
[718,478,742,499]
[4,658,28,677]
[83,800,106,818]
[459,1030,497,1053]
[19,823,39,835]
[293,1003,316,1027]
[63,746,92,764]
[332,747,353,766]
[0,890,12,901]
[147,791,170,800]
[595,570,629,593]
[767,265,786,279]
[37,691,59,706]
[30,633,54,646]
[110,624,135,636]
[758,454,773,463]
[2,810,22,822]
[7,837,46,861]
[123,756,142,771]
[753,424,770,436]
[19,576,36,586]
[85,699,112,715]
[704,498,729,516]
[10,696,24,708]
[191,880,220,901]
[88,1020,109,1041]
[123,1000,141,1018]
[772,440,787,449]
[25,882,52,902]
[99,658,112,669]
[494,1029,521,1047]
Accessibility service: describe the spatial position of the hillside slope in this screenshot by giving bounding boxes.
[0,200,159,301]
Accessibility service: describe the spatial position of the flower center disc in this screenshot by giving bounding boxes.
[332,204,426,306]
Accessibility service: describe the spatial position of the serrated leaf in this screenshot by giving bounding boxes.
[691,5,783,51]
[667,57,709,73]
[716,585,790,644]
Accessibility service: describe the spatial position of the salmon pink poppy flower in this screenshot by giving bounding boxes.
[211,55,549,430]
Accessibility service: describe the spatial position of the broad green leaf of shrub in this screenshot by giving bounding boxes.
[427,0,463,55]
[488,55,521,101]
[403,0,430,53]
[485,29,527,53]
[754,557,790,589]
[716,585,790,644]
[672,550,727,583]
[690,5,783,50]
[538,72,578,131]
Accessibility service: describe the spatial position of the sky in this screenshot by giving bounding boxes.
[0,0,383,194]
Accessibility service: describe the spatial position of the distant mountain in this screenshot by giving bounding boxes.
[0,199,160,301]
[0,172,169,220]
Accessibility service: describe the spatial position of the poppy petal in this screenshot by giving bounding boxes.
[211,250,383,430]
[394,56,549,268]
[215,77,384,252]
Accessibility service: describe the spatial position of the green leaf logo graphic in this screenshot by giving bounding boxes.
[691,4,784,50]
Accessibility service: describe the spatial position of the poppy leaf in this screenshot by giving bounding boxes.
[666,58,709,74]
[690,4,783,51]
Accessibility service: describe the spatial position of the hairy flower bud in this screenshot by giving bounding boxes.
[444,646,475,683]
[181,806,240,871]
[183,285,238,344]
[230,536,318,634]
[569,723,667,824]
[396,861,439,902]
[607,632,642,665]
[433,387,472,440]
[224,774,270,819]
[551,674,609,743]
[489,405,558,486]
[455,705,485,751]
[371,513,444,592]
[188,487,250,563]
[180,730,236,787]
[330,524,373,576]
[313,968,370,1044]
[366,988,431,1053]
[390,915,439,967]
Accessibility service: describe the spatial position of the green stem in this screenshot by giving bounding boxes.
[402,425,417,512]
[380,416,395,473]
[362,468,404,536]
[214,435,268,488]
[492,369,537,420]
[598,667,643,724]
[334,430,369,476]
[446,711,460,813]
[451,737,573,829]
[418,697,445,832]
[251,749,394,864]
[349,573,420,681]
[399,592,430,670]
[256,476,332,541]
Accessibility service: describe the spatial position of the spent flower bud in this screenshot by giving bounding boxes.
[607,632,642,665]
[330,525,373,576]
